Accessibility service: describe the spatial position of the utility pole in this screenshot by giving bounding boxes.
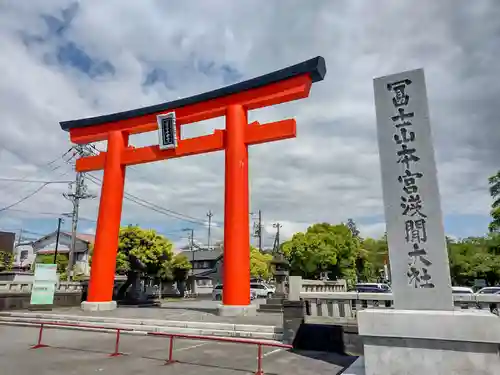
[53,218,63,265]
[250,210,263,252]
[64,145,95,280]
[207,210,213,250]
[257,210,262,253]
[16,228,23,247]
[272,222,282,253]
[182,228,195,269]
[183,228,195,295]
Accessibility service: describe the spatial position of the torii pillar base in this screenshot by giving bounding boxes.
[81,301,117,312]
[216,304,257,317]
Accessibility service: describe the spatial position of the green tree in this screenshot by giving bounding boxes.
[169,253,191,282]
[281,223,361,283]
[35,253,68,274]
[447,235,500,286]
[118,225,173,275]
[157,253,191,298]
[357,236,389,282]
[250,246,273,279]
[115,225,174,299]
[489,171,500,232]
[0,251,14,271]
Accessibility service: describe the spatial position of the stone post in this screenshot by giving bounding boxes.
[282,300,305,346]
[288,276,302,301]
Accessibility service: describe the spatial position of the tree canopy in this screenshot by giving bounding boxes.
[250,246,273,279]
[0,250,13,271]
[90,225,191,282]
[281,223,360,283]
[447,235,500,286]
[489,171,500,232]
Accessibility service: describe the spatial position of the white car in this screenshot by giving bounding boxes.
[476,287,500,295]
[212,284,257,301]
[452,286,474,294]
[250,282,275,299]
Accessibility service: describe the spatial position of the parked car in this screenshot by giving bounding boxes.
[354,283,391,293]
[250,282,276,298]
[212,284,257,301]
[451,286,474,294]
[476,287,500,295]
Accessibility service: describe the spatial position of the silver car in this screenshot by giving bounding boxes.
[250,282,276,298]
[212,284,256,301]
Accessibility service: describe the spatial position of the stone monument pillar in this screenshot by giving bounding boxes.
[355,68,500,375]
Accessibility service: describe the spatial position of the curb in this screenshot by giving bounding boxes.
[0,315,283,341]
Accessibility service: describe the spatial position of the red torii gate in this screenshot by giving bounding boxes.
[60,56,326,314]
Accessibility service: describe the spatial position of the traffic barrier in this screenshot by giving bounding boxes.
[19,320,291,374]
[29,321,133,357]
[148,331,292,375]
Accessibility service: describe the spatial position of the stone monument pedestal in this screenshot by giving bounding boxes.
[216,304,257,317]
[81,300,117,312]
[357,309,500,375]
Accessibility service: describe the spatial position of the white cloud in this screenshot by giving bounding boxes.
[0,0,498,243]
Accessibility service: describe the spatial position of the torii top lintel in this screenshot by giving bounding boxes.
[60,56,326,172]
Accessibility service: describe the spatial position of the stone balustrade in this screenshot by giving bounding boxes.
[288,276,500,325]
[0,281,84,311]
[300,279,347,293]
[0,281,83,294]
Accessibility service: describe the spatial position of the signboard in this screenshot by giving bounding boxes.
[373,68,453,311]
[157,112,178,150]
[30,263,57,305]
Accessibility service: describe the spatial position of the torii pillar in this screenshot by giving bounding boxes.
[60,56,326,314]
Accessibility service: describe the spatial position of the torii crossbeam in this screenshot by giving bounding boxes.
[60,56,326,313]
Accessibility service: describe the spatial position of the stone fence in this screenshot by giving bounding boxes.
[299,278,346,293]
[0,281,83,311]
[0,281,83,293]
[288,276,500,325]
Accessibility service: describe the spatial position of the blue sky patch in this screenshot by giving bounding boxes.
[56,42,115,78]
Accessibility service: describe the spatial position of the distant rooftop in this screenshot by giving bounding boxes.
[180,249,222,261]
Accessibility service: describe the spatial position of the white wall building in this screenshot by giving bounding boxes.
[23,231,95,275]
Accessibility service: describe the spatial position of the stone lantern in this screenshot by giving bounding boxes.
[258,251,290,312]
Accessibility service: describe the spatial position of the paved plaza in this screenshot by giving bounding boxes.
[45,299,283,326]
[0,325,356,375]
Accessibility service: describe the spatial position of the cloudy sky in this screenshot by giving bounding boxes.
[0,0,499,248]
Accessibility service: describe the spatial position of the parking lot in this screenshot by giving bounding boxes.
[0,325,356,375]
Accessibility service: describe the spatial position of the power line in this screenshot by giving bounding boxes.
[85,173,208,226]
[0,183,50,212]
[3,208,96,222]
[0,149,79,215]
[0,169,76,213]
[66,145,221,233]
[80,145,213,226]
[0,148,74,192]
[0,178,73,183]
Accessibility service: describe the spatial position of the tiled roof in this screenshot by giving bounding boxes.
[180,249,222,261]
[61,232,95,243]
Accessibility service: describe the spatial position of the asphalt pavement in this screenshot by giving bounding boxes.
[0,325,356,375]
